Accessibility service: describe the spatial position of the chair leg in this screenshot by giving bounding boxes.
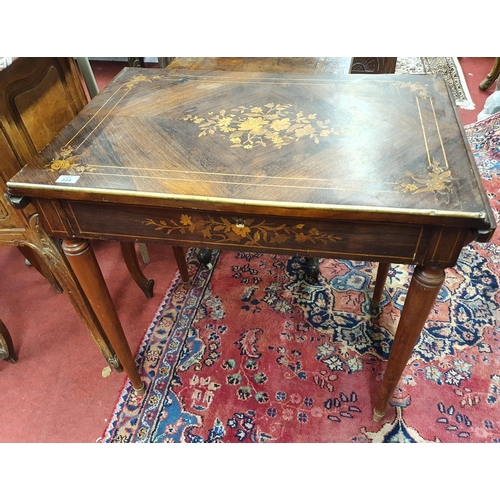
[0,318,18,363]
[138,243,150,264]
[479,57,500,91]
[17,246,63,293]
[120,242,155,298]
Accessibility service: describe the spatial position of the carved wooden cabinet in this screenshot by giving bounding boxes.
[0,58,88,253]
[0,57,122,368]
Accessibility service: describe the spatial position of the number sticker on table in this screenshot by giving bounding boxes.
[56,175,80,184]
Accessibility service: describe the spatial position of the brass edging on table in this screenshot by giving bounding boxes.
[6,182,488,221]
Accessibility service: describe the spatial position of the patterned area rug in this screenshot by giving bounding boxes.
[102,112,500,443]
[397,57,475,110]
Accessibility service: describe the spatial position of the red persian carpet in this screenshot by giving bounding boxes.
[102,113,500,443]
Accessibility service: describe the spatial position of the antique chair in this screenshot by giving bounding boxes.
[478,58,500,121]
[0,57,156,368]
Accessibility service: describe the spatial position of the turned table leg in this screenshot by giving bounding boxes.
[373,265,445,421]
[62,238,145,394]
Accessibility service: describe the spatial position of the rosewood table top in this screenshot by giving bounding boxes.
[8,69,494,229]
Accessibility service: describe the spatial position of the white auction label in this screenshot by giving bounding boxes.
[56,175,80,184]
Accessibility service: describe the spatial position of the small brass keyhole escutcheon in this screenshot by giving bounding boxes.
[235,218,245,228]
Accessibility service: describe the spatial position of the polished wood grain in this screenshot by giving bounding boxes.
[8,68,496,418]
[9,69,493,234]
[164,57,396,280]
[168,57,352,74]
[167,57,397,75]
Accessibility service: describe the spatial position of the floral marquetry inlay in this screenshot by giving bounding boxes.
[391,81,431,99]
[45,146,96,175]
[183,103,345,150]
[123,74,162,89]
[144,214,343,247]
[398,158,452,195]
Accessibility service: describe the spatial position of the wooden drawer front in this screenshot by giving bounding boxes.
[65,201,430,264]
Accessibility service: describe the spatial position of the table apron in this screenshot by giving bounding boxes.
[37,199,470,266]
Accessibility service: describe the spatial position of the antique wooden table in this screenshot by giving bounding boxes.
[7,68,496,420]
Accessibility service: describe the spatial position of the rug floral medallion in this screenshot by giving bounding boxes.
[102,113,500,443]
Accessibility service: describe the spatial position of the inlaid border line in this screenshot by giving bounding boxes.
[64,84,132,150]
[416,97,431,167]
[430,98,450,171]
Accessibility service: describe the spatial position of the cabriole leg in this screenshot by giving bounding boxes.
[120,242,155,298]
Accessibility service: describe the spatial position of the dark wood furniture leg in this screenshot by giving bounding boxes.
[0,319,17,363]
[17,245,63,293]
[479,57,500,91]
[349,57,397,74]
[171,246,190,283]
[128,57,145,68]
[306,257,320,280]
[197,248,213,268]
[62,238,145,394]
[120,242,155,298]
[15,213,123,372]
[373,266,445,421]
[372,262,391,310]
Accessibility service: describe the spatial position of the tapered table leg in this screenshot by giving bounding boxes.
[373,265,445,421]
[62,238,145,394]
